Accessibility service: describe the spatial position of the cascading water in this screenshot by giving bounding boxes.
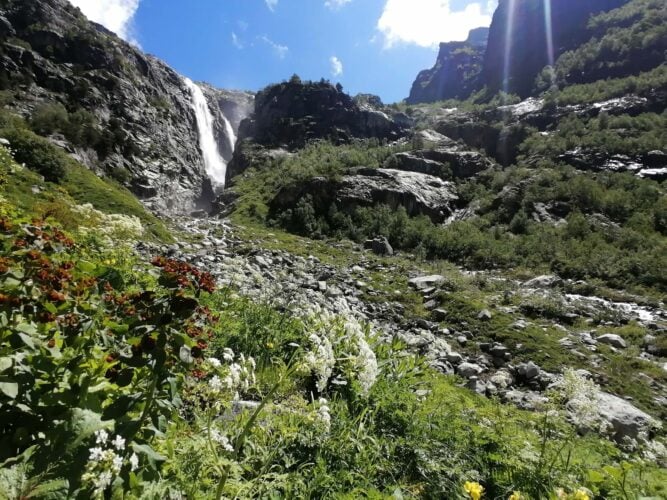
[184,77,229,189]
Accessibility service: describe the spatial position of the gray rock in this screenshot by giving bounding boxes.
[477,309,493,321]
[431,308,448,321]
[596,392,658,442]
[408,275,446,290]
[524,275,562,288]
[446,352,464,364]
[597,334,627,349]
[457,362,484,378]
[364,237,393,256]
[517,361,541,380]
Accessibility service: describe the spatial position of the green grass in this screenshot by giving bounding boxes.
[0,145,171,242]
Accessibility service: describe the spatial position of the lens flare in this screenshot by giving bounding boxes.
[502,0,517,94]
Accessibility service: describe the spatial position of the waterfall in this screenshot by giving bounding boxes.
[184,77,229,188]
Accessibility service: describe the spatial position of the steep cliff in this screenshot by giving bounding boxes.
[407,27,488,104]
[483,0,629,97]
[228,79,409,182]
[0,0,251,214]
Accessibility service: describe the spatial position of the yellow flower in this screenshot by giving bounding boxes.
[464,481,484,500]
[509,492,523,500]
[266,342,274,349]
[556,489,568,500]
[573,489,590,500]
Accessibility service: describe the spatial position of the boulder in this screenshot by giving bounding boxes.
[270,168,458,225]
[363,237,393,256]
[597,334,627,349]
[596,392,659,442]
[408,275,446,290]
[457,362,484,378]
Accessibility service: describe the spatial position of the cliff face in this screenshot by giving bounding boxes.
[407,27,489,104]
[482,0,629,97]
[408,0,632,103]
[0,0,251,214]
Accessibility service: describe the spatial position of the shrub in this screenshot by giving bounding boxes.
[0,127,69,182]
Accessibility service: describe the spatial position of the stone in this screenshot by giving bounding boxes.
[363,237,393,256]
[446,352,464,364]
[431,308,448,322]
[490,370,514,389]
[597,334,627,349]
[477,309,493,321]
[517,361,541,380]
[596,392,658,442]
[457,362,483,378]
[408,275,446,290]
[524,275,562,288]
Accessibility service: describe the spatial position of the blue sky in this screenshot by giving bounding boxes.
[68,0,497,103]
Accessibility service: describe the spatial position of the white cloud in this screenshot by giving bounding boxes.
[265,0,278,12]
[330,56,343,76]
[67,0,140,43]
[231,32,244,49]
[377,0,494,48]
[259,35,288,59]
[325,0,352,10]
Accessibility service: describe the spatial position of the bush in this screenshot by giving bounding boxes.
[0,127,69,182]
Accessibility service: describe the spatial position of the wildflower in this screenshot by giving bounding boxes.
[111,435,125,451]
[129,453,139,471]
[89,447,105,461]
[207,357,222,368]
[573,489,590,500]
[95,430,109,445]
[211,429,234,452]
[222,348,234,362]
[464,481,484,500]
[209,375,224,392]
[315,398,331,433]
[509,492,523,500]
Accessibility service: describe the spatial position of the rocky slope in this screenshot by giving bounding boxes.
[407,27,488,104]
[0,0,251,214]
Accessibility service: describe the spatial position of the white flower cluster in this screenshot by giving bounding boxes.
[301,305,378,397]
[210,428,235,453]
[305,332,336,393]
[343,320,378,396]
[315,398,331,434]
[72,203,144,243]
[206,350,256,401]
[82,430,138,497]
[558,369,608,432]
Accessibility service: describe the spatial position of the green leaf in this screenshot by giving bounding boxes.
[25,478,69,499]
[0,381,19,398]
[132,443,166,464]
[0,357,12,372]
[43,302,58,314]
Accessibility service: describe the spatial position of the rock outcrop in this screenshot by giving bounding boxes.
[0,0,252,214]
[407,27,489,104]
[270,167,458,224]
[231,79,409,181]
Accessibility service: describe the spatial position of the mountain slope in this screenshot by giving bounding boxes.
[0,0,252,214]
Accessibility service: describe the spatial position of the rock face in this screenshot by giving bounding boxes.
[0,0,252,214]
[232,79,408,171]
[407,27,489,104]
[596,392,658,442]
[270,167,458,224]
[483,0,628,97]
[388,147,495,179]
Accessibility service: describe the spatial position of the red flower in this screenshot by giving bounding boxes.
[47,290,66,303]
